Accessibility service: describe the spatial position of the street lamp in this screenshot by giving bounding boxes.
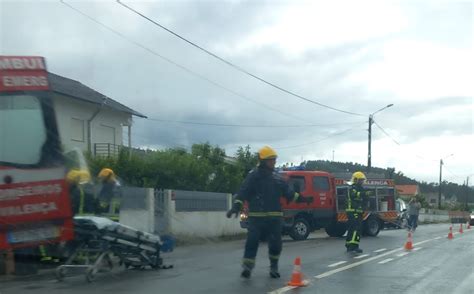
[438,153,454,209]
[367,104,394,172]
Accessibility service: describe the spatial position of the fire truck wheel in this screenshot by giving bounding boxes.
[325,223,347,237]
[86,267,97,283]
[364,216,381,237]
[55,266,67,282]
[289,218,310,240]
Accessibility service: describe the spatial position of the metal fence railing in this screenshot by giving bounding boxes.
[94,143,122,157]
[173,190,229,212]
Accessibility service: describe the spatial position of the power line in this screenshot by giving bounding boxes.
[59,0,310,124]
[143,117,366,128]
[276,124,366,149]
[116,0,365,117]
[443,164,466,180]
[373,120,400,145]
[372,119,436,162]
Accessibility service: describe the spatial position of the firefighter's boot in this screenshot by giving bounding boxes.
[241,267,252,279]
[352,248,363,254]
[347,247,363,254]
[241,260,254,279]
[269,259,280,278]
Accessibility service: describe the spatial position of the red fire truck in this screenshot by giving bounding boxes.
[0,56,74,250]
[240,170,398,240]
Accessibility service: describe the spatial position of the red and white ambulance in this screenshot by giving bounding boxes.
[0,56,73,250]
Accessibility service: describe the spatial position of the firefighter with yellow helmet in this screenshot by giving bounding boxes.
[226,146,310,279]
[66,169,92,215]
[345,171,369,253]
[97,168,119,215]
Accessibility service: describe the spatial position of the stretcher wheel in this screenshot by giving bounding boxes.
[55,266,67,282]
[86,267,97,283]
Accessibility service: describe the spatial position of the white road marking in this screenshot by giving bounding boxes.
[270,236,440,294]
[313,247,403,279]
[412,247,422,251]
[378,258,394,264]
[328,261,348,267]
[269,286,296,294]
[434,237,442,240]
[397,252,409,257]
[374,248,387,253]
[354,254,370,259]
[413,238,436,246]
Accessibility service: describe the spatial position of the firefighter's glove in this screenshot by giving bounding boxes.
[226,207,239,218]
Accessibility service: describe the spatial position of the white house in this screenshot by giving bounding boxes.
[49,73,146,156]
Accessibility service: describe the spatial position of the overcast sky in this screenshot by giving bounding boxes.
[1,0,472,184]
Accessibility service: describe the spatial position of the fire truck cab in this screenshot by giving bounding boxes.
[240,170,398,240]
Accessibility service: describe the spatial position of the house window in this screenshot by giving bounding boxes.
[99,124,116,144]
[430,199,436,204]
[71,118,85,142]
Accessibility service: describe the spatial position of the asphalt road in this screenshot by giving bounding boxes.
[1,223,472,294]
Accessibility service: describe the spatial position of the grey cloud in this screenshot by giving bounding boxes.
[1,1,472,183]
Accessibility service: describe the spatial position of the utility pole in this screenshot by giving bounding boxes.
[367,115,373,171]
[466,176,469,211]
[366,104,393,173]
[332,150,335,162]
[438,159,443,209]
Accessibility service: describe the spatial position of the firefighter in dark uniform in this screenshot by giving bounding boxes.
[345,171,369,253]
[66,169,93,215]
[97,168,118,215]
[226,146,310,279]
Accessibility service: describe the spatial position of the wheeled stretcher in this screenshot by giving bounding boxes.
[56,216,173,282]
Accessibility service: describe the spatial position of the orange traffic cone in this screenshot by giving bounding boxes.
[459,223,464,234]
[447,226,454,239]
[287,257,308,287]
[404,231,414,250]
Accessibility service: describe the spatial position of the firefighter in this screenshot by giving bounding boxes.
[345,171,369,254]
[97,168,119,215]
[66,169,92,215]
[226,146,310,279]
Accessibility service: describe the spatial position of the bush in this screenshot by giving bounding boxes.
[85,143,257,193]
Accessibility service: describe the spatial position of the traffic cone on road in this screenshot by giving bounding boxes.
[287,257,308,287]
[404,231,414,250]
[447,226,454,240]
[459,223,464,234]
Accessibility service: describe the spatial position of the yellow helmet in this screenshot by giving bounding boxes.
[98,168,116,181]
[351,171,366,183]
[258,146,277,160]
[66,169,91,184]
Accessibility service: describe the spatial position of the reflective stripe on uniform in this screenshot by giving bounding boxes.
[269,254,280,260]
[234,199,243,205]
[243,258,255,264]
[78,187,85,215]
[346,231,360,245]
[347,189,353,210]
[248,211,283,217]
[39,245,52,261]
